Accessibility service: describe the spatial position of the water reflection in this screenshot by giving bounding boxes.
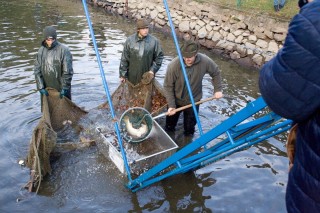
[0,0,288,212]
[131,173,214,212]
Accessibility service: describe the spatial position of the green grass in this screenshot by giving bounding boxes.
[198,0,299,21]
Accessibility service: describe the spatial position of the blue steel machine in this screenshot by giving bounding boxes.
[81,0,292,192]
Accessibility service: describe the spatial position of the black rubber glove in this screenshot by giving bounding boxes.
[60,89,68,99]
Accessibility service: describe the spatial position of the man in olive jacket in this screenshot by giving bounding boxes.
[34,26,73,100]
[164,40,223,136]
[119,19,164,85]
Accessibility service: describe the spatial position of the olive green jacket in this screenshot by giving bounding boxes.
[34,40,73,92]
[164,53,222,108]
[119,33,164,85]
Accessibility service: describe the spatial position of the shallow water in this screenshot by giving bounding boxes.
[0,0,288,212]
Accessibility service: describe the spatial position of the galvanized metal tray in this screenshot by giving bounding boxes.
[96,120,178,175]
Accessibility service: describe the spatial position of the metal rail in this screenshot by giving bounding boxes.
[127,97,292,191]
[81,0,132,181]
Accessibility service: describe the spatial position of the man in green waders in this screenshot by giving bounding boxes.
[34,26,73,101]
[119,19,164,85]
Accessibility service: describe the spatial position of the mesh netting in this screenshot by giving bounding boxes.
[119,107,154,143]
[99,79,167,118]
[25,88,87,193]
[24,78,168,192]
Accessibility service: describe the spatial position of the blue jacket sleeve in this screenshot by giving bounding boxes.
[259,2,320,122]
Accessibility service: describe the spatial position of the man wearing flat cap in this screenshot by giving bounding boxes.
[164,40,223,136]
[119,18,164,85]
[34,26,73,102]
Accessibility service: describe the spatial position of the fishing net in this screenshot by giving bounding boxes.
[24,88,87,193]
[95,78,174,174]
[98,77,168,143]
[99,76,168,118]
[24,76,168,192]
[119,107,154,143]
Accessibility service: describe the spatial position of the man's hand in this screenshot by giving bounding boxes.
[120,77,126,83]
[213,91,223,99]
[39,89,49,96]
[141,71,154,85]
[167,107,176,116]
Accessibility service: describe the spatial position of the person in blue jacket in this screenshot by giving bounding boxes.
[259,0,319,212]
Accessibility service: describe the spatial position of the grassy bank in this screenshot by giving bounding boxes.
[200,0,299,21]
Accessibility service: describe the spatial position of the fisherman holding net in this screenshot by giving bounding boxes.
[24,26,86,193]
[34,25,73,102]
[112,19,165,141]
[119,18,164,86]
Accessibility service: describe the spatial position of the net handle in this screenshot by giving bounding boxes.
[153,96,217,119]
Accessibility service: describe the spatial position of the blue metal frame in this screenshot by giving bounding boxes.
[81,0,132,181]
[126,97,292,191]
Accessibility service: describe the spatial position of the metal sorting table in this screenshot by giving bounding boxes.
[96,120,178,175]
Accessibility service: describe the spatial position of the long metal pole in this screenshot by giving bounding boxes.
[81,0,132,181]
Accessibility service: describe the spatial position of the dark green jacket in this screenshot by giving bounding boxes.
[164,53,222,108]
[34,40,73,92]
[119,33,163,85]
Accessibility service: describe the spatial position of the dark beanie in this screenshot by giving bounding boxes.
[298,0,308,8]
[136,19,149,29]
[43,26,57,40]
[180,40,199,58]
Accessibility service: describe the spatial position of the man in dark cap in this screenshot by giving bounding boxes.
[164,40,223,136]
[259,0,319,212]
[119,18,163,85]
[34,26,73,101]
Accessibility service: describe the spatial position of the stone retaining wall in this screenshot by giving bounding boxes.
[88,0,289,69]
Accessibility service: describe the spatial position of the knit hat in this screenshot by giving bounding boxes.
[298,0,308,8]
[43,26,57,40]
[136,19,149,29]
[180,40,199,58]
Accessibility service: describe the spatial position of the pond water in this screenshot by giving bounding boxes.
[0,0,288,212]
